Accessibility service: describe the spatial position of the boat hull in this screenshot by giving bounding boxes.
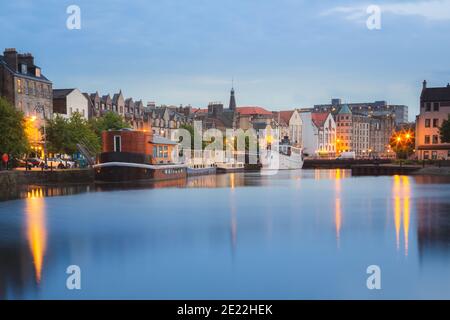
[94,162,187,183]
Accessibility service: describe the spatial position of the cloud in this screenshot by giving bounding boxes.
[323,0,450,22]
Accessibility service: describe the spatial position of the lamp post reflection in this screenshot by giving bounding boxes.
[25,188,47,284]
[392,175,411,256]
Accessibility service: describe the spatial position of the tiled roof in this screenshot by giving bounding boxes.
[237,106,272,116]
[273,110,294,125]
[311,112,329,128]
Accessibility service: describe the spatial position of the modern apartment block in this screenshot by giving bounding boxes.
[315,99,408,125]
[415,81,450,160]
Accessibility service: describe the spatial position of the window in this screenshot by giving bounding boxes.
[432,151,437,160]
[424,151,429,160]
[153,146,157,158]
[158,146,163,158]
[425,119,430,128]
[114,135,121,152]
[432,135,439,144]
[424,135,430,144]
[433,119,439,128]
[425,103,431,112]
[433,102,439,112]
[164,146,169,158]
[17,79,22,93]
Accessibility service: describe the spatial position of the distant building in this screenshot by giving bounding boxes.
[145,105,189,139]
[335,105,370,157]
[315,99,408,125]
[300,111,336,157]
[53,88,89,119]
[273,110,303,147]
[415,81,450,160]
[369,115,396,157]
[85,91,146,130]
[236,106,274,131]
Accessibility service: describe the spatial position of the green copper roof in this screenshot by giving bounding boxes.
[338,104,352,114]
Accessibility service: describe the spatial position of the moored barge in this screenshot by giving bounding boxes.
[94,129,187,183]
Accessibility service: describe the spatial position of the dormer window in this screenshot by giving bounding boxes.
[20,64,27,74]
[35,67,41,77]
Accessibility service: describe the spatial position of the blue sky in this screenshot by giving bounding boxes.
[2,0,450,120]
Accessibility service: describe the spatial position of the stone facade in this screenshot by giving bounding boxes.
[0,48,53,148]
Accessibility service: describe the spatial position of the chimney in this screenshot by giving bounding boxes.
[3,48,18,71]
[422,80,427,90]
[18,53,34,67]
[447,83,450,88]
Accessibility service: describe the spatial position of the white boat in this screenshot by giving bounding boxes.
[261,145,304,171]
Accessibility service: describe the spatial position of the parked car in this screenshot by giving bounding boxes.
[26,158,42,167]
[40,158,68,169]
[14,158,32,170]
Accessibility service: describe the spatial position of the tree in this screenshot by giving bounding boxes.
[89,111,130,139]
[46,113,100,155]
[390,129,415,160]
[0,97,29,157]
[439,115,450,143]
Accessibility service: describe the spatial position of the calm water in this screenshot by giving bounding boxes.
[1,170,450,300]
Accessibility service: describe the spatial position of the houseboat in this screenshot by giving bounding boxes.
[94,129,187,182]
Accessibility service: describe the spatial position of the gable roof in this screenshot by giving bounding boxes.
[311,112,330,128]
[273,110,294,125]
[237,106,272,116]
[53,88,75,99]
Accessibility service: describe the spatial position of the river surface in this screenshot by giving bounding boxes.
[0,170,449,299]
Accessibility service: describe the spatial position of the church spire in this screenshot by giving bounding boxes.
[229,78,236,111]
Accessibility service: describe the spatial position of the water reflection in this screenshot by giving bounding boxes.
[334,169,343,247]
[1,170,450,299]
[392,176,411,256]
[25,188,47,283]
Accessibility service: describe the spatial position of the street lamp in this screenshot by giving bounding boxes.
[34,104,47,165]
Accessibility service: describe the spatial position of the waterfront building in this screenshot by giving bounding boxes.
[53,88,89,119]
[300,111,336,157]
[236,106,274,131]
[369,115,396,158]
[315,98,408,125]
[0,48,53,150]
[272,110,303,147]
[335,105,370,157]
[415,81,450,160]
